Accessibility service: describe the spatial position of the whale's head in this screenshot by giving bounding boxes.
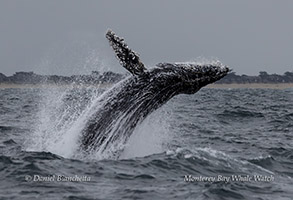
[154,62,230,94]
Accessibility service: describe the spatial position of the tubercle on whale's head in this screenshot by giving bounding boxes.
[155,62,231,94]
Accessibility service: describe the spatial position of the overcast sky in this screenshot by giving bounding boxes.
[0,0,292,76]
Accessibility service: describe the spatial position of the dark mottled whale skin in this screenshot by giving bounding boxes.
[81,30,230,156]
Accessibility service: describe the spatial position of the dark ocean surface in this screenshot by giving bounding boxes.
[0,86,292,200]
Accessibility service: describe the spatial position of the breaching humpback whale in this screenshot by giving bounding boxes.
[81,30,230,157]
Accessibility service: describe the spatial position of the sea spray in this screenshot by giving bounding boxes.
[26,77,173,160]
[26,84,103,157]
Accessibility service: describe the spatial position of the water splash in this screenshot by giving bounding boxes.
[120,106,171,159]
[26,85,102,158]
[25,76,173,160]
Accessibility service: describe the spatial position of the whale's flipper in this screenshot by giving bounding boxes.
[106,30,147,76]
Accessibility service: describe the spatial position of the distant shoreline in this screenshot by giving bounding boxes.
[0,83,112,89]
[207,83,293,89]
[1,83,293,89]
[1,71,293,87]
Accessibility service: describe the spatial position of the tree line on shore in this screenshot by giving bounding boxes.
[216,71,293,84]
[0,70,293,85]
[0,71,125,85]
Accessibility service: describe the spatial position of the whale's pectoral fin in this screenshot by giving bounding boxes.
[106,30,147,76]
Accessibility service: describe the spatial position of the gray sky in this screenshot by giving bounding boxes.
[0,0,292,76]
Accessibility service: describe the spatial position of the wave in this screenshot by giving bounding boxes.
[217,109,265,119]
[0,126,16,131]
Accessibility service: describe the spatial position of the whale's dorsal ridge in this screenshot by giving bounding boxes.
[106,29,147,76]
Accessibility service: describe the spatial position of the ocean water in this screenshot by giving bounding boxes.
[0,86,292,200]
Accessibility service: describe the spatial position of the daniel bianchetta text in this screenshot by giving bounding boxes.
[25,175,91,182]
[184,174,274,183]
